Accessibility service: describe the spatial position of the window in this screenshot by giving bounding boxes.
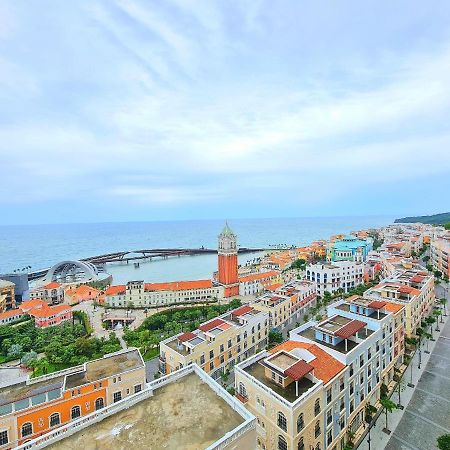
[350,382,354,395]
[349,364,354,377]
[278,435,288,450]
[134,384,142,394]
[209,350,214,359]
[314,399,321,416]
[95,397,104,410]
[315,420,321,438]
[340,378,345,391]
[298,437,304,450]
[278,411,287,431]
[71,405,81,419]
[49,412,60,428]
[228,339,232,348]
[239,382,247,399]
[360,355,364,367]
[209,361,214,370]
[340,397,345,412]
[297,413,304,432]
[0,430,8,446]
[220,344,224,353]
[327,409,332,426]
[200,354,205,365]
[113,391,122,403]
[327,429,333,446]
[326,388,332,403]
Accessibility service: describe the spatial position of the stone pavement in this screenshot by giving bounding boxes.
[358,313,450,450]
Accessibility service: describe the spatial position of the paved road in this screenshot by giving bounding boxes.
[384,316,450,450]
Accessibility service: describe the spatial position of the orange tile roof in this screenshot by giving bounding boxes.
[0,309,24,320]
[105,285,126,296]
[266,282,283,291]
[270,341,345,383]
[43,282,61,289]
[239,271,279,283]
[20,299,47,310]
[145,279,212,291]
[335,320,366,339]
[199,318,226,332]
[284,360,314,381]
[232,306,254,316]
[383,302,404,313]
[30,304,71,318]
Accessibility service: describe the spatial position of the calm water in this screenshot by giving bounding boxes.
[0,216,394,284]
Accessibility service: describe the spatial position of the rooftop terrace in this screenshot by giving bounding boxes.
[47,372,246,450]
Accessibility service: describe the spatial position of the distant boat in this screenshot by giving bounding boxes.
[134,262,140,268]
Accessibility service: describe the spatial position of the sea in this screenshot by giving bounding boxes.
[0,216,395,285]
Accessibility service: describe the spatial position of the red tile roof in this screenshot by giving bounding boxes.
[232,306,253,317]
[105,285,126,296]
[145,279,212,291]
[178,332,196,342]
[198,318,226,332]
[29,304,71,318]
[335,320,366,339]
[0,309,24,320]
[284,360,314,381]
[368,300,386,309]
[43,282,61,289]
[270,341,345,383]
[239,271,279,283]
[410,275,424,283]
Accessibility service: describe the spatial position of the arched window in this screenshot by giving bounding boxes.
[277,411,287,431]
[314,398,321,415]
[95,397,104,410]
[21,422,32,438]
[49,413,60,428]
[278,435,288,450]
[315,444,321,450]
[298,437,304,450]
[238,382,247,398]
[297,413,304,432]
[71,405,81,420]
[314,420,321,438]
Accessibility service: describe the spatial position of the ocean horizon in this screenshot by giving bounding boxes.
[0,215,395,283]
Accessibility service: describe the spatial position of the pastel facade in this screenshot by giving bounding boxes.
[430,236,450,277]
[330,235,373,262]
[0,280,15,313]
[64,285,102,305]
[218,222,240,298]
[0,349,146,449]
[306,261,365,296]
[160,305,270,380]
[29,283,64,305]
[239,271,283,296]
[105,279,223,308]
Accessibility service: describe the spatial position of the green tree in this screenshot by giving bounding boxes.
[440,298,448,316]
[437,434,450,450]
[268,330,283,346]
[444,223,450,230]
[434,270,443,279]
[380,397,397,433]
[7,343,23,358]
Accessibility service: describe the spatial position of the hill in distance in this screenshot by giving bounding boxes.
[395,212,450,224]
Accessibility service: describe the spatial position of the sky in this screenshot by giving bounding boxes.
[0,0,450,225]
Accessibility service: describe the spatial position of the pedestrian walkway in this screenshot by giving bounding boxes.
[358,313,450,450]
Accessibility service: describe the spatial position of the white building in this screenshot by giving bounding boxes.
[238,270,281,296]
[306,261,365,296]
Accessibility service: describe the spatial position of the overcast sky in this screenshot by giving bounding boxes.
[1,0,450,225]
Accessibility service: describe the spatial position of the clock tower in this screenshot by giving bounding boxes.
[218,222,239,298]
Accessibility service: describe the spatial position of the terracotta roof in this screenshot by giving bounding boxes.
[335,320,366,339]
[20,299,47,311]
[266,283,283,292]
[30,304,71,318]
[284,360,314,381]
[44,282,61,289]
[145,279,212,291]
[198,318,226,332]
[178,332,196,342]
[0,309,24,320]
[105,285,126,296]
[410,275,424,283]
[232,306,253,316]
[239,271,279,283]
[270,341,345,383]
[368,300,386,309]
[383,302,404,313]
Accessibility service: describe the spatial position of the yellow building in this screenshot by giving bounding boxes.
[160,305,270,380]
[430,237,450,278]
[0,280,15,312]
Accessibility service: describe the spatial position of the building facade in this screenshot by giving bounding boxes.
[239,271,282,296]
[160,305,269,380]
[0,280,15,313]
[430,236,450,278]
[29,283,64,305]
[329,235,373,262]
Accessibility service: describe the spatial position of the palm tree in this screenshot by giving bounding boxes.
[426,316,436,340]
[433,309,441,331]
[380,397,397,434]
[440,298,448,316]
[423,331,432,353]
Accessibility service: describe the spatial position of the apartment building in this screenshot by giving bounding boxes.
[13,364,256,450]
[329,235,373,262]
[0,280,15,312]
[430,236,450,278]
[364,269,435,336]
[235,341,345,450]
[105,279,223,308]
[0,349,146,449]
[239,271,283,296]
[29,282,64,305]
[252,293,291,330]
[286,300,398,450]
[306,261,365,296]
[159,305,270,380]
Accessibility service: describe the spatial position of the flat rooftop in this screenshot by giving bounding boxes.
[244,360,314,403]
[47,373,244,450]
[336,303,388,320]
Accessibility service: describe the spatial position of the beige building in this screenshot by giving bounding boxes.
[105,279,223,308]
[29,282,64,305]
[14,364,256,450]
[364,268,435,336]
[160,305,270,380]
[0,280,15,312]
[430,236,450,278]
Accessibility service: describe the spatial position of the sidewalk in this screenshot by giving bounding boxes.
[357,312,450,450]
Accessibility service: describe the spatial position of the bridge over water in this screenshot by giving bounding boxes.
[28,247,267,281]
